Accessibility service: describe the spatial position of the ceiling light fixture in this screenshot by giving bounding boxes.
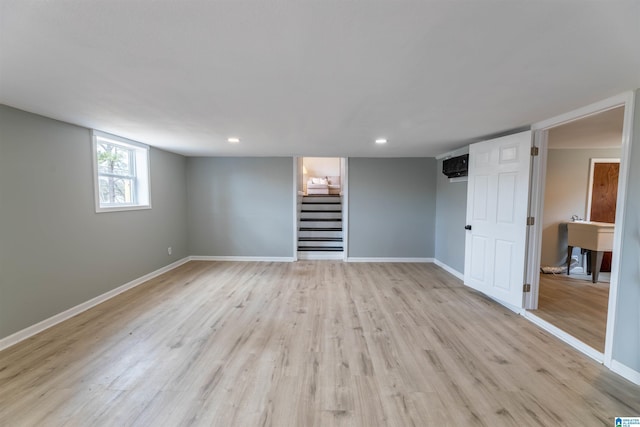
[375,138,387,144]
[228,137,240,143]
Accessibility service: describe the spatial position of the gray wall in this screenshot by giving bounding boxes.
[0,105,188,339]
[435,158,468,273]
[612,89,640,373]
[541,148,621,267]
[348,158,436,258]
[186,157,293,257]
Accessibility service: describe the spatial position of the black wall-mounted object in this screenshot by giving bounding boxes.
[442,154,469,178]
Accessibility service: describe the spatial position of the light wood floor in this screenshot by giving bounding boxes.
[1,261,638,426]
[532,273,609,352]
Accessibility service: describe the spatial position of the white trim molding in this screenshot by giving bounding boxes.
[0,257,190,352]
[448,176,468,183]
[524,311,604,364]
[433,259,464,281]
[347,257,434,263]
[293,157,301,262]
[531,92,633,131]
[341,157,349,262]
[610,360,640,386]
[190,255,296,262]
[604,90,635,367]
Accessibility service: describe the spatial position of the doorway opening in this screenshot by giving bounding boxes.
[295,157,347,260]
[528,106,625,354]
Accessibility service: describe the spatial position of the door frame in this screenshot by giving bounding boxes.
[293,157,302,261]
[526,91,636,368]
[341,158,349,261]
[292,157,349,260]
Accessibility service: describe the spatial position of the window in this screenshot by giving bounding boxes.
[92,130,151,212]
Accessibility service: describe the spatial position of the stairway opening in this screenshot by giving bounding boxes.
[297,157,345,260]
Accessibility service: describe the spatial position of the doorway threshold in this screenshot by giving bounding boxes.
[524,311,604,363]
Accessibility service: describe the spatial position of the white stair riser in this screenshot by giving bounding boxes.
[299,220,342,228]
[298,230,342,239]
[298,240,343,248]
[301,204,342,211]
[303,196,341,204]
[300,211,342,219]
[297,251,344,260]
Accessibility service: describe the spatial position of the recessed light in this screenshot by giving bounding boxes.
[375,138,387,144]
[228,137,240,143]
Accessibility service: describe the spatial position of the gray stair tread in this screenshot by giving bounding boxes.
[300,218,342,221]
[302,203,341,206]
[299,227,342,231]
[297,247,344,251]
[301,210,342,213]
[298,237,343,241]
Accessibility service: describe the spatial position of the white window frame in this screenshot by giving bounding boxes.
[92,130,151,213]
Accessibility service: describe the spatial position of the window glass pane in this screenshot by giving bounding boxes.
[98,176,135,205]
[96,141,134,176]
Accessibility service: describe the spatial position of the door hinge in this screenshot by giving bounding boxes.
[526,216,535,226]
[531,146,539,156]
[523,283,531,292]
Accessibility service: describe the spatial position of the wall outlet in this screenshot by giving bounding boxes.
[167,246,172,255]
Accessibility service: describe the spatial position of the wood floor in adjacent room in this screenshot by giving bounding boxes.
[1,261,638,426]
[532,273,610,352]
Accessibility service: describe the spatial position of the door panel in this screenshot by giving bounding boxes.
[590,162,619,223]
[472,175,489,220]
[470,235,488,281]
[497,173,517,223]
[589,162,619,272]
[494,239,514,290]
[464,131,532,308]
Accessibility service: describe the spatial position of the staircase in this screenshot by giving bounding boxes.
[298,195,343,258]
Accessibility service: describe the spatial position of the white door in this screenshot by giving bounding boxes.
[464,131,532,308]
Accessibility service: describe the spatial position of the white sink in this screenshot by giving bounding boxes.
[567,221,615,251]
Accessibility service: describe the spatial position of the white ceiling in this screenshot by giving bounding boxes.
[1,1,639,157]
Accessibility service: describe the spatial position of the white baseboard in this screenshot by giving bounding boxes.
[523,311,604,363]
[190,255,295,262]
[432,259,464,281]
[610,360,640,385]
[297,251,344,261]
[0,257,190,352]
[346,257,434,263]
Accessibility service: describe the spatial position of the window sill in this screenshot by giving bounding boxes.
[95,204,152,214]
